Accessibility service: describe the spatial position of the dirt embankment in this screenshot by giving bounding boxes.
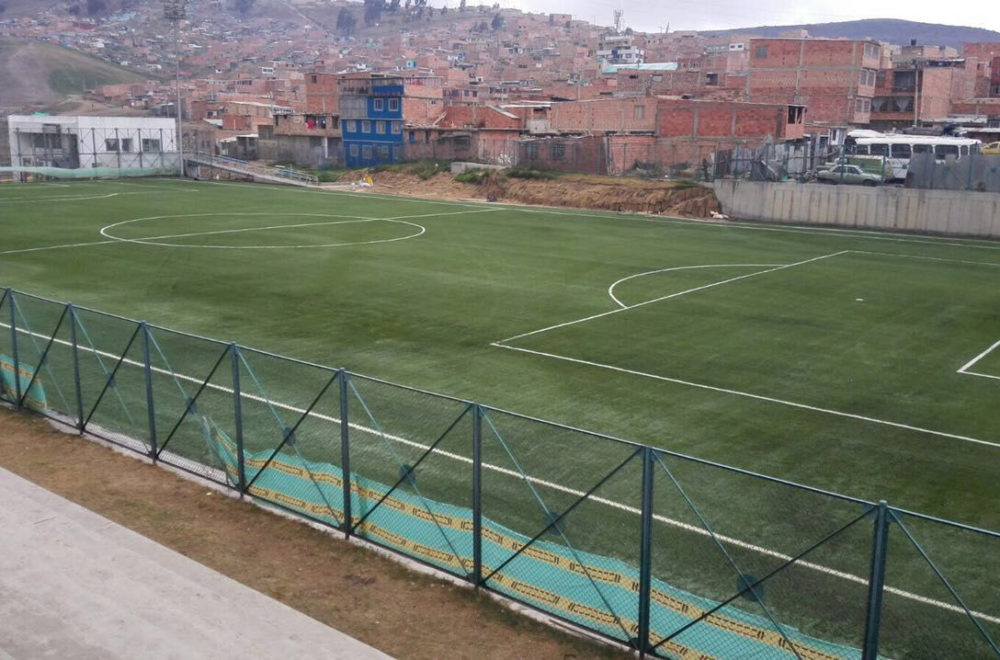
[369,170,721,218]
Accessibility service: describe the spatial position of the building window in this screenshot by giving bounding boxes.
[551,142,565,159]
[105,138,120,152]
[362,120,371,133]
[373,98,384,111]
[754,45,768,59]
[120,139,133,153]
[376,120,386,134]
[350,144,359,157]
[633,105,645,120]
[388,98,400,111]
[310,74,318,83]
[377,145,390,159]
[391,121,402,134]
[141,138,161,152]
[362,145,372,160]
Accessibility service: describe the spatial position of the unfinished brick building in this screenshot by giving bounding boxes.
[747,38,882,137]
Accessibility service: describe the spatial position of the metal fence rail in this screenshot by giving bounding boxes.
[1,286,998,659]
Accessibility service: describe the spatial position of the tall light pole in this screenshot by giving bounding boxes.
[164,0,187,177]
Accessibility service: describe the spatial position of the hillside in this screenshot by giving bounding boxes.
[701,18,1000,49]
[0,38,153,113]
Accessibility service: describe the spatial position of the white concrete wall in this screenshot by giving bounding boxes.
[7,115,177,170]
[713,181,1000,239]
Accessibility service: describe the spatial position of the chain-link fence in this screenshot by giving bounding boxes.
[1,286,998,658]
[712,142,1000,194]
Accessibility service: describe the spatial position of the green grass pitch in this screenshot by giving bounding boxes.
[1,178,998,655]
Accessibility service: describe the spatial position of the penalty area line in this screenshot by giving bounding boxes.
[490,342,1000,451]
[499,251,847,344]
[958,338,1000,381]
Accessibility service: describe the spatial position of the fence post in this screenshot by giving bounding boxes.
[472,403,483,587]
[637,446,655,656]
[67,304,85,432]
[8,289,22,406]
[141,323,158,459]
[339,369,352,538]
[863,500,890,660]
[231,343,246,494]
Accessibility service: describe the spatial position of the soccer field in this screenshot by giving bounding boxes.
[1,178,999,655]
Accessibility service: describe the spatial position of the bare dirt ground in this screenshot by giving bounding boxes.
[0,407,628,660]
[368,170,721,218]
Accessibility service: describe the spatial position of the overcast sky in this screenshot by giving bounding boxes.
[491,0,1000,34]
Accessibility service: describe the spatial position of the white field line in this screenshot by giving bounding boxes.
[3,209,493,255]
[958,339,1000,373]
[12,176,1000,252]
[500,251,847,344]
[193,178,1000,251]
[0,189,196,204]
[491,344,1000,452]
[193,179,489,210]
[0,193,124,204]
[506,205,1000,251]
[850,250,1000,269]
[608,265,782,309]
[1,320,997,625]
[0,239,121,256]
[106,218,378,242]
[958,339,1000,382]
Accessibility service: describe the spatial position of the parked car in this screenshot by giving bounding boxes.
[815,164,883,186]
[982,142,1000,155]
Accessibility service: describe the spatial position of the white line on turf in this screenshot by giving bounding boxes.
[0,240,121,256]
[850,250,1000,268]
[957,339,1000,381]
[607,264,782,309]
[502,205,1000,251]
[499,251,847,344]
[490,342,1000,450]
[183,177,1000,252]
[963,370,1000,382]
[1,319,994,625]
[0,189,198,204]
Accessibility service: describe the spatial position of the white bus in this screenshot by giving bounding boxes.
[844,130,981,181]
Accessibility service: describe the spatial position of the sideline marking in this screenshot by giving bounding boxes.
[851,250,1000,269]
[0,189,198,204]
[958,338,1000,382]
[608,264,782,309]
[0,239,120,256]
[186,178,1000,251]
[499,251,847,344]
[0,318,996,625]
[490,343,1000,451]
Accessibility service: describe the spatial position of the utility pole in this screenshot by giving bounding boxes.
[164,0,187,177]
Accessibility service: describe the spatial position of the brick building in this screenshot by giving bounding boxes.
[963,43,1000,97]
[305,72,339,113]
[747,38,881,136]
[870,58,978,130]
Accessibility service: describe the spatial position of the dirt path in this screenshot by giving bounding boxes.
[366,170,720,218]
[0,407,627,660]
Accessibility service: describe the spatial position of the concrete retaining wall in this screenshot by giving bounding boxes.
[713,180,1000,238]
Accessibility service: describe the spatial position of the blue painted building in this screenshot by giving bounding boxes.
[339,75,406,168]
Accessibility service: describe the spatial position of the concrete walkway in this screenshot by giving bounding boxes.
[0,467,391,660]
